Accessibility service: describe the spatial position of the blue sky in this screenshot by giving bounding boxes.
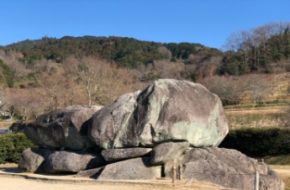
[1,0,290,48]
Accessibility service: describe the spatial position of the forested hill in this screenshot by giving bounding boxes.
[4,36,220,68]
[2,22,290,76]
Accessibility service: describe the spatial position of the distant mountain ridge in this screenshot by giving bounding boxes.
[2,22,289,77]
[4,36,217,68]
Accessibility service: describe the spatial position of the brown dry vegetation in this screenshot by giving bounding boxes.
[2,47,290,121]
[225,106,290,129]
[2,65,290,122]
[0,53,146,120]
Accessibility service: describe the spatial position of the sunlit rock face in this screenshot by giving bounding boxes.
[134,79,229,147]
[89,79,229,149]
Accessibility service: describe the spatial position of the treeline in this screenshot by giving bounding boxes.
[220,23,290,75]
[4,36,216,68]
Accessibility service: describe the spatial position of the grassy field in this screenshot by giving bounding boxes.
[225,105,289,129]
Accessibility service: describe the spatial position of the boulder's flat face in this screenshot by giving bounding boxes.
[101,147,152,162]
[180,148,284,190]
[89,91,141,149]
[23,106,101,150]
[79,157,162,180]
[135,79,229,147]
[43,150,105,174]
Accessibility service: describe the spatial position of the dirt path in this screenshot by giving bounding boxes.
[270,165,290,189]
[0,165,226,190]
[0,175,224,190]
[272,165,290,175]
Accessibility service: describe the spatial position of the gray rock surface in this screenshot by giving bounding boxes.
[78,157,162,180]
[178,148,284,190]
[21,106,101,150]
[89,79,228,149]
[135,79,228,147]
[101,147,152,162]
[43,150,104,174]
[18,148,51,173]
[151,141,190,165]
[89,91,141,149]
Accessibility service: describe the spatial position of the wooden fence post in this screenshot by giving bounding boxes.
[255,170,259,190]
[172,159,176,186]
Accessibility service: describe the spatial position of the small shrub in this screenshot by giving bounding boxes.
[0,133,35,164]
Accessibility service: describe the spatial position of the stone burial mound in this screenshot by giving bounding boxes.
[14,79,284,190]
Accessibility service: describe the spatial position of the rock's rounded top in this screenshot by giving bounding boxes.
[89,79,229,149]
[35,105,102,129]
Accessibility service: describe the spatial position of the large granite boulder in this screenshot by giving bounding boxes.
[177,148,284,190]
[43,150,105,174]
[18,148,51,173]
[78,157,162,180]
[135,79,228,147]
[89,79,228,149]
[101,147,152,162]
[19,106,102,150]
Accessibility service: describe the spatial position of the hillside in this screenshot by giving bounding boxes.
[0,22,289,120]
[4,36,218,67]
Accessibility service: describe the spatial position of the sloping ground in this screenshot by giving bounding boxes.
[0,164,228,190]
